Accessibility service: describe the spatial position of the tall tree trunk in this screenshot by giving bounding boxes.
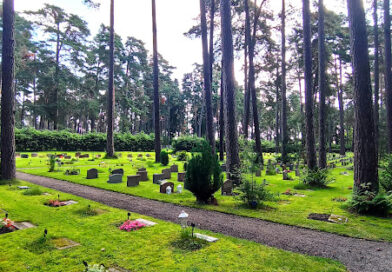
[220,0,240,181]
[106,0,115,157]
[374,0,380,158]
[275,67,280,153]
[303,0,317,170]
[152,0,161,162]
[1,0,16,180]
[318,0,327,168]
[33,55,38,129]
[243,8,250,139]
[338,58,346,155]
[245,0,263,164]
[281,0,288,163]
[219,61,225,161]
[384,0,392,152]
[200,0,215,152]
[53,22,61,130]
[347,0,378,193]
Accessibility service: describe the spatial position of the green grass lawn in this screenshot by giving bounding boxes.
[16,151,392,242]
[0,181,346,272]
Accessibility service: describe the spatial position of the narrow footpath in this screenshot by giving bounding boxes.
[16,172,392,272]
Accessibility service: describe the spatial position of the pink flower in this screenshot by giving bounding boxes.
[119,220,146,232]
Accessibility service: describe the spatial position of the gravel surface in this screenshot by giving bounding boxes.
[17,172,392,272]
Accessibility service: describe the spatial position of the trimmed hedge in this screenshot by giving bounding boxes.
[15,128,154,152]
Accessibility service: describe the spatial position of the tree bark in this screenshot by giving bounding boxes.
[318,0,327,169]
[220,0,240,180]
[374,0,380,158]
[281,0,288,163]
[106,0,115,157]
[243,4,250,139]
[303,0,317,170]
[200,0,215,152]
[275,67,280,153]
[384,0,392,153]
[152,0,161,162]
[1,0,16,180]
[347,0,378,193]
[219,61,225,161]
[338,58,346,155]
[244,0,263,164]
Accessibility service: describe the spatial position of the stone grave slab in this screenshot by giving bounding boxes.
[160,182,174,194]
[328,214,348,224]
[127,175,140,187]
[62,200,78,206]
[162,169,171,179]
[108,174,123,184]
[178,172,186,182]
[170,165,178,172]
[13,222,36,230]
[195,233,218,242]
[221,180,233,195]
[135,218,157,227]
[87,168,98,179]
[52,238,80,250]
[18,186,30,190]
[137,170,148,181]
[112,169,124,175]
[153,174,165,184]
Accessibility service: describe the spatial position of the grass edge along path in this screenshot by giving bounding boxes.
[15,172,392,272]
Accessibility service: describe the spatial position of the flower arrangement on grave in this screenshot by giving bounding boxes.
[47,199,66,207]
[119,220,146,232]
[2,217,15,230]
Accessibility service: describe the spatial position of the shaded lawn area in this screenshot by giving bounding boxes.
[0,181,346,272]
[16,151,392,242]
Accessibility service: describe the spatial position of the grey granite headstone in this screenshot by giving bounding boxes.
[153,173,165,184]
[162,168,171,179]
[170,164,179,172]
[111,169,124,175]
[137,170,148,181]
[108,174,123,184]
[127,175,140,187]
[178,172,186,182]
[87,168,98,179]
[221,180,233,195]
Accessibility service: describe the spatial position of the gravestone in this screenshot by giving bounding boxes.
[146,154,151,158]
[221,164,226,172]
[127,154,133,158]
[160,181,174,194]
[283,170,290,180]
[162,168,171,179]
[21,154,29,159]
[255,170,261,177]
[178,172,186,182]
[31,153,38,158]
[112,169,124,175]
[127,175,140,187]
[87,168,98,179]
[137,170,148,181]
[79,154,89,158]
[65,156,72,159]
[221,180,233,195]
[75,152,81,157]
[137,154,143,158]
[96,154,101,158]
[138,168,146,172]
[170,164,178,172]
[153,174,165,184]
[107,174,123,184]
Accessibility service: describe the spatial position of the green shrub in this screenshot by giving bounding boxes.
[160,150,169,166]
[347,186,392,217]
[185,142,223,203]
[302,169,333,188]
[172,136,206,152]
[48,155,56,172]
[238,180,274,208]
[22,187,43,196]
[177,151,188,161]
[380,155,392,194]
[265,164,276,176]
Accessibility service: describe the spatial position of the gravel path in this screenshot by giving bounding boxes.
[17,172,392,272]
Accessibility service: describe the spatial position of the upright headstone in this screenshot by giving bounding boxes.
[21,154,29,159]
[283,170,290,180]
[87,168,98,179]
[137,170,148,181]
[170,164,179,173]
[162,168,171,179]
[255,170,261,177]
[178,172,186,182]
[221,180,233,195]
[160,181,174,194]
[127,154,133,158]
[111,169,124,175]
[153,174,165,184]
[107,174,123,184]
[75,152,81,157]
[221,164,227,172]
[32,153,38,158]
[127,175,141,187]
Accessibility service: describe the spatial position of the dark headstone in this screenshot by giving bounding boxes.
[137,154,143,158]
[138,168,146,172]
[31,153,38,158]
[162,168,171,179]
[137,170,148,181]
[64,156,72,159]
[127,154,133,158]
[160,181,174,194]
[221,180,233,195]
[107,174,123,184]
[87,168,98,179]
[127,175,140,187]
[111,169,124,175]
[221,164,226,172]
[146,154,151,157]
[170,164,178,172]
[21,154,29,159]
[75,152,81,157]
[255,170,261,177]
[153,174,165,184]
[178,172,186,182]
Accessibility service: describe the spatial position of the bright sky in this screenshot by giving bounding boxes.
[15,0,348,83]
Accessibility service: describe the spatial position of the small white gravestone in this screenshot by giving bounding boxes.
[18,186,30,190]
[135,218,157,227]
[62,200,78,206]
[177,184,183,193]
[195,233,219,242]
